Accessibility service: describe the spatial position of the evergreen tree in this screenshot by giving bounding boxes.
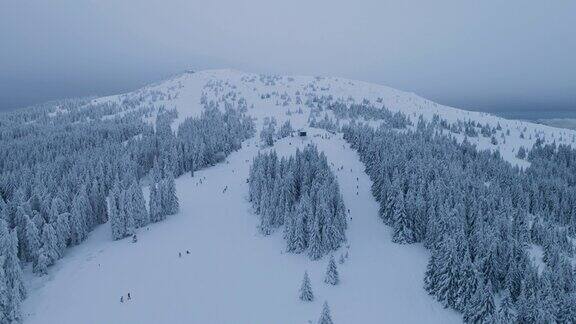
[55,213,70,255]
[70,194,88,245]
[308,213,323,260]
[163,172,179,215]
[324,255,340,285]
[41,222,60,264]
[318,301,334,324]
[392,189,415,244]
[23,216,40,263]
[130,182,149,227]
[33,250,49,276]
[123,189,135,237]
[299,271,314,302]
[149,183,162,223]
[454,249,477,312]
[464,279,495,323]
[494,289,516,323]
[109,182,126,240]
[0,220,25,323]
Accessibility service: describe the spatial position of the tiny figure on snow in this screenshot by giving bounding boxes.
[179,252,182,258]
[132,234,137,243]
[127,293,131,300]
[223,186,228,193]
[120,296,124,303]
[186,250,190,254]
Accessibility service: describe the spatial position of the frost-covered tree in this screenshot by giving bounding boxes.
[318,301,334,324]
[109,181,126,240]
[41,222,59,264]
[516,146,527,159]
[23,216,40,263]
[260,117,277,147]
[493,289,516,323]
[33,250,49,276]
[162,172,179,215]
[299,271,314,302]
[463,278,495,323]
[278,120,293,139]
[129,182,149,228]
[392,189,415,244]
[0,220,26,323]
[70,193,88,245]
[149,182,162,223]
[324,256,340,285]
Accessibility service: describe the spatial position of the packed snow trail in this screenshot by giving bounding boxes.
[22,128,459,323]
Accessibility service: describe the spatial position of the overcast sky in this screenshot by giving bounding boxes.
[1,0,575,115]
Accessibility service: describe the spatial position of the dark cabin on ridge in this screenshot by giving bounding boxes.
[298,129,307,137]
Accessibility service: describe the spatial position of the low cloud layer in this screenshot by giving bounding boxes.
[1,0,574,113]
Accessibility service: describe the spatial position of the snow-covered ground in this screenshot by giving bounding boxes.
[21,69,576,323]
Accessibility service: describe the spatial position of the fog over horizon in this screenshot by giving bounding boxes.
[1,0,575,118]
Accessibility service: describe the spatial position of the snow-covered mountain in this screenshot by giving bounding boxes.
[12,69,576,323]
[95,69,576,166]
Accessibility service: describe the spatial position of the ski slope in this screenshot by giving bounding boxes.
[22,69,576,323]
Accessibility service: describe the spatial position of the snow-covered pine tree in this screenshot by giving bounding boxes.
[149,182,162,223]
[299,271,314,302]
[463,279,495,323]
[33,250,49,276]
[70,194,88,245]
[122,189,135,237]
[109,181,126,240]
[494,289,516,323]
[308,212,324,260]
[324,255,340,285]
[23,215,40,263]
[318,301,334,324]
[130,182,149,227]
[0,220,26,323]
[287,195,310,253]
[392,188,416,244]
[55,213,70,255]
[163,172,179,215]
[41,222,60,264]
[0,256,9,323]
[454,249,477,312]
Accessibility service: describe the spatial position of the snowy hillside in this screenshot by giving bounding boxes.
[93,69,576,167]
[4,69,575,323]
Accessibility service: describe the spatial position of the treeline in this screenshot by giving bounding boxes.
[248,145,347,260]
[343,119,576,323]
[0,95,254,322]
[306,95,412,128]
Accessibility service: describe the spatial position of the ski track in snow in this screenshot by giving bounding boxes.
[21,128,460,323]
